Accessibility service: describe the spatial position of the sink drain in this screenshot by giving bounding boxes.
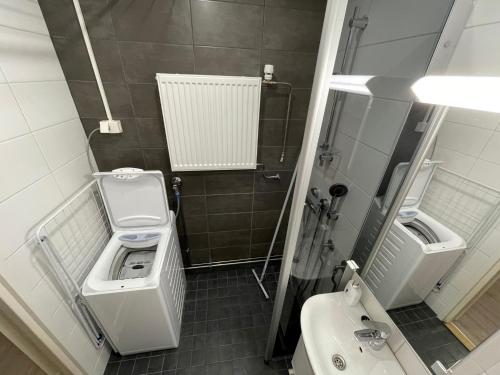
[332,354,346,371]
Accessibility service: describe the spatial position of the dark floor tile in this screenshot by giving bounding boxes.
[147,356,164,373]
[132,357,149,375]
[117,360,135,375]
[104,361,120,375]
[211,246,251,262]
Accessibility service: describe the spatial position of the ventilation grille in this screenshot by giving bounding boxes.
[157,74,261,171]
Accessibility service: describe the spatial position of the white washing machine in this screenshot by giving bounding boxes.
[365,160,466,310]
[83,169,185,355]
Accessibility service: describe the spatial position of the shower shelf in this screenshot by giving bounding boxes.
[36,180,113,348]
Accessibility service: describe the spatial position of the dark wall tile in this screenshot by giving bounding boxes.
[265,0,326,11]
[83,118,140,148]
[260,87,311,120]
[261,50,317,88]
[188,233,209,250]
[251,227,286,244]
[254,170,293,192]
[143,148,171,174]
[120,42,194,83]
[206,194,252,214]
[185,215,208,234]
[39,0,115,39]
[129,84,162,117]
[53,37,125,82]
[264,7,323,52]
[110,0,192,44]
[137,118,167,147]
[209,230,250,248]
[252,210,280,229]
[253,192,286,211]
[211,246,250,262]
[257,146,300,170]
[173,173,206,196]
[182,196,207,217]
[208,213,251,232]
[194,47,260,76]
[258,119,305,147]
[94,148,145,171]
[191,249,210,264]
[69,81,133,118]
[191,0,263,49]
[251,242,284,257]
[205,173,254,195]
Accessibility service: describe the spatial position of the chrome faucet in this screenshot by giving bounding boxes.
[354,320,392,351]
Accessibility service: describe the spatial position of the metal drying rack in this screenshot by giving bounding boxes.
[36,180,112,347]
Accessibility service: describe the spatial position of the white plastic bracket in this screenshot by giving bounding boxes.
[431,360,453,375]
[99,119,123,134]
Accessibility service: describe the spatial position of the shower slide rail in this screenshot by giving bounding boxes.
[36,180,112,348]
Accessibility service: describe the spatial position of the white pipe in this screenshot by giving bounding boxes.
[72,0,113,121]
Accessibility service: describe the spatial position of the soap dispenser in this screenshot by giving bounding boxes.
[344,279,362,306]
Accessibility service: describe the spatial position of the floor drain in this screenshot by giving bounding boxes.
[332,354,346,371]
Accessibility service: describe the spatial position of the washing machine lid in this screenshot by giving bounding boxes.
[383,159,438,212]
[94,169,170,231]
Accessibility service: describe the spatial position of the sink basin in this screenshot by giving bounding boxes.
[300,292,405,375]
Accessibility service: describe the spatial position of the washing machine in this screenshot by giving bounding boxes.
[365,160,466,310]
[82,169,185,355]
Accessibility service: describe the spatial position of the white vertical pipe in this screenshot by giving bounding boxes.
[72,0,113,121]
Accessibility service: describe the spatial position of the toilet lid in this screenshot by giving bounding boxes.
[94,169,170,231]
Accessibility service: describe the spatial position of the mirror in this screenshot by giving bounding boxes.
[273,0,458,359]
[363,105,500,369]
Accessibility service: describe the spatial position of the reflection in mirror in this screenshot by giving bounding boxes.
[364,105,500,368]
[272,0,458,360]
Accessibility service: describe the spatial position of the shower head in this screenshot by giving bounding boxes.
[329,184,349,198]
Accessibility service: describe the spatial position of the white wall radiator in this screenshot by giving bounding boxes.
[157,74,261,171]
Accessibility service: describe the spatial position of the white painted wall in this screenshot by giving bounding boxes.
[0,1,109,374]
[425,0,500,320]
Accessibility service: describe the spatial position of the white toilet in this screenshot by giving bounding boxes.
[82,169,185,355]
[366,160,466,310]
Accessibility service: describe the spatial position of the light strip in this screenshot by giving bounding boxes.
[412,76,500,113]
[329,75,374,96]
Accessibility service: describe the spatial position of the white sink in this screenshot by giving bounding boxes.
[299,292,405,375]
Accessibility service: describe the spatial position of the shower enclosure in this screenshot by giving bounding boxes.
[264,0,463,360]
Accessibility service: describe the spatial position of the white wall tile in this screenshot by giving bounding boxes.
[359,0,451,47]
[480,132,500,165]
[477,225,500,258]
[0,175,62,257]
[432,146,476,175]
[466,0,500,27]
[0,0,49,35]
[352,34,438,78]
[326,217,359,259]
[34,119,87,170]
[436,121,492,157]
[446,107,500,130]
[452,358,484,375]
[0,26,64,82]
[53,154,93,198]
[467,159,500,191]
[0,134,49,202]
[0,239,45,297]
[447,22,500,76]
[27,277,63,323]
[344,140,388,196]
[334,172,372,231]
[11,81,78,131]
[0,84,30,141]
